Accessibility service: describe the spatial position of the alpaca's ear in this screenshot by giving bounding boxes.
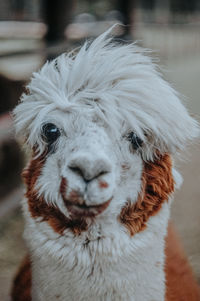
[142,108,199,160]
[137,82,200,160]
[161,99,199,154]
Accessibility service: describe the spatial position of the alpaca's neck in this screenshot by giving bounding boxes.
[31,238,166,301]
[24,201,170,301]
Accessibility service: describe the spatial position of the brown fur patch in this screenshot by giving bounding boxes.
[23,154,88,235]
[121,164,130,170]
[11,255,31,301]
[60,177,67,196]
[99,181,109,188]
[119,154,174,236]
[165,223,200,301]
[68,190,81,203]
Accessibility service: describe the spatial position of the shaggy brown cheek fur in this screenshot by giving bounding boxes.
[24,152,175,237]
[120,153,174,236]
[22,153,88,235]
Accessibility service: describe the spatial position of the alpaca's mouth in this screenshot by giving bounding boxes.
[60,177,112,218]
[63,198,112,218]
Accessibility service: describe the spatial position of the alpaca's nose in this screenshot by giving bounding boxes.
[68,155,111,182]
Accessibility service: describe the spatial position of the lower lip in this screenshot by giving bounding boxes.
[64,199,111,218]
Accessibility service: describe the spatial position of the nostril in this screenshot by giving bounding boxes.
[98,170,109,177]
[68,166,84,178]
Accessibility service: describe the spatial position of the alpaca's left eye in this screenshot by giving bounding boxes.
[42,123,60,144]
[127,132,143,150]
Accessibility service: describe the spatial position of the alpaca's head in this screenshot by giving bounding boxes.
[14,29,199,239]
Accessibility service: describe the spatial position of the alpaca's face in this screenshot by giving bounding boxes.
[15,29,198,238]
[33,108,143,228]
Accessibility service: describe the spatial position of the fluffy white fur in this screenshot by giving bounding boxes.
[23,200,170,301]
[14,28,198,160]
[14,27,199,301]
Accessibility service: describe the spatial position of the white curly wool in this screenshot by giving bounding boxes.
[13,27,199,301]
[14,28,199,160]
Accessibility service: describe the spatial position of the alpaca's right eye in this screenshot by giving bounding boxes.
[42,123,60,144]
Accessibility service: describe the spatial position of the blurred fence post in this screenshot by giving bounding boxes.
[42,0,75,60]
[42,0,74,44]
[115,0,136,36]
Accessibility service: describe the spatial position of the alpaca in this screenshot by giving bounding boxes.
[12,28,200,301]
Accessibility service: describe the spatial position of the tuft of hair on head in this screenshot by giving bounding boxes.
[13,25,199,159]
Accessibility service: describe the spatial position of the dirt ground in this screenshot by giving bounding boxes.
[0,209,26,301]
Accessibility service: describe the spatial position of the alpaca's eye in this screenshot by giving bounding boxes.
[127,132,143,150]
[42,123,60,144]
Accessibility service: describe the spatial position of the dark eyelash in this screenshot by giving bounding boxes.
[127,132,143,150]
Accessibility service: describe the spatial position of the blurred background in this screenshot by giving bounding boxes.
[0,0,200,299]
